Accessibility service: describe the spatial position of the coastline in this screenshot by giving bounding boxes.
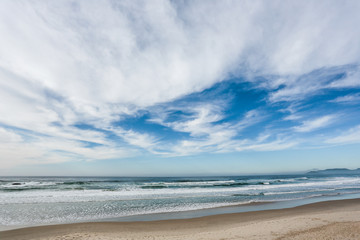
[1,198,360,240]
[102,192,360,223]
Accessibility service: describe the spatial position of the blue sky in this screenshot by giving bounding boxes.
[0,0,360,176]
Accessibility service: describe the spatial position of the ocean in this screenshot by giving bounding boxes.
[1,174,360,229]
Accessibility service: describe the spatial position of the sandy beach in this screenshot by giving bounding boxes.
[1,198,359,240]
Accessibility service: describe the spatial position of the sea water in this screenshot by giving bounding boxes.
[1,174,360,228]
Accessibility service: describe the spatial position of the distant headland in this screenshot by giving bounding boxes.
[307,168,360,175]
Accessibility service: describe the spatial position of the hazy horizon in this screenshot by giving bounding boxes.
[1,167,359,178]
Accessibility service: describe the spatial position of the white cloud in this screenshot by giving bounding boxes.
[328,69,360,88]
[148,104,286,156]
[147,103,238,155]
[330,93,360,104]
[267,65,360,103]
[235,140,297,152]
[0,0,248,107]
[1,0,359,107]
[108,126,161,153]
[293,115,336,132]
[0,129,134,168]
[165,104,228,137]
[0,128,22,143]
[326,125,360,144]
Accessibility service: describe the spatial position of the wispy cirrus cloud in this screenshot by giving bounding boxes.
[329,93,360,104]
[265,65,360,103]
[326,125,360,145]
[293,115,336,133]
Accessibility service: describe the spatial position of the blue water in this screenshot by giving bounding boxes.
[1,174,360,228]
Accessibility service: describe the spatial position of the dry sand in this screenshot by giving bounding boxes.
[1,198,360,240]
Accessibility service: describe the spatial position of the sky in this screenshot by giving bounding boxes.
[0,0,360,176]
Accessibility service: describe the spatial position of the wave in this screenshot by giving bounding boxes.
[139,180,273,188]
[0,181,58,188]
[232,192,265,196]
[62,181,88,185]
[61,180,125,185]
[1,187,46,192]
[141,185,168,189]
[206,181,275,187]
[173,179,221,183]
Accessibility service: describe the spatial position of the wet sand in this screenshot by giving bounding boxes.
[1,198,360,240]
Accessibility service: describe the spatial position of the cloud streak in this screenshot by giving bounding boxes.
[326,125,360,145]
[293,115,336,133]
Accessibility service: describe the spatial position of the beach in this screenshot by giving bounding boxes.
[1,198,359,240]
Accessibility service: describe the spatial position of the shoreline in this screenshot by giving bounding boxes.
[1,198,360,240]
[3,192,359,232]
[99,192,360,222]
